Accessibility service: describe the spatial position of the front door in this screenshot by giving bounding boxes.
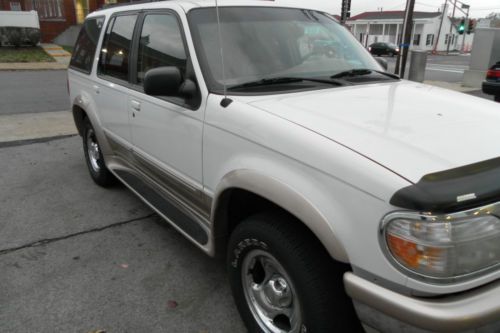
[127,11,205,211]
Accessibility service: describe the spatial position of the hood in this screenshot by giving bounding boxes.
[248,81,500,183]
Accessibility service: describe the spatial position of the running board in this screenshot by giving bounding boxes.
[114,169,209,245]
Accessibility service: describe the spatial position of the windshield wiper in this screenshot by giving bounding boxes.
[228,77,343,90]
[330,69,400,80]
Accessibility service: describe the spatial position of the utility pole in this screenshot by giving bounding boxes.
[433,1,447,54]
[395,0,416,77]
[446,0,457,54]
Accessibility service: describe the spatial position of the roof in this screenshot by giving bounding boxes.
[90,0,332,17]
[348,11,441,21]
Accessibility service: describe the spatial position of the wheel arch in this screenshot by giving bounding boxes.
[72,104,87,136]
[210,169,349,263]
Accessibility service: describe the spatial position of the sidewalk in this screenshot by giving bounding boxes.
[0,111,77,145]
[0,43,70,71]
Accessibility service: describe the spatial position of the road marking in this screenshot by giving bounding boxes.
[426,67,465,73]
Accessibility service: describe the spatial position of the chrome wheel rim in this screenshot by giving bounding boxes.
[242,249,303,333]
[86,128,101,173]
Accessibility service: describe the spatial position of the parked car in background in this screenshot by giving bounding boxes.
[368,42,399,57]
[482,61,500,102]
[68,1,500,332]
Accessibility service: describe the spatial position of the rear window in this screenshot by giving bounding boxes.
[70,17,105,74]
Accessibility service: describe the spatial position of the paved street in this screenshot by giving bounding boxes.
[0,70,69,115]
[0,136,245,332]
[385,53,471,82]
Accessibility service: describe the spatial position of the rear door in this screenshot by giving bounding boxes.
[94,12,138,147]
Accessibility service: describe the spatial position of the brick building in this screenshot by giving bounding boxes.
[0,0,106,42]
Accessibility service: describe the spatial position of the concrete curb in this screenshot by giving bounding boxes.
[0,62,68,70]
[0,110,77,143]
[423,80,479,92]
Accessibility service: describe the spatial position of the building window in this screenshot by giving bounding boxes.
[413,34,421,46]
[369,24,383,35]
[29,0,64,20]
[10,2,22,10]
[426,34,434,46]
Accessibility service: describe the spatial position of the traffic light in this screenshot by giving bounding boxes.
[341,0,351,23]
[467,19,474,34]
[458,19,465,34]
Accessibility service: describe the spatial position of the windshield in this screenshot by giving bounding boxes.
[188,7,382,93]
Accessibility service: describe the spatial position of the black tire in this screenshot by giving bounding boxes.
[495,95,500,103]
[82,117,116,187]
[227,212,362,333]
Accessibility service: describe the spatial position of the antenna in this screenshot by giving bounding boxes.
[214,0,232,107]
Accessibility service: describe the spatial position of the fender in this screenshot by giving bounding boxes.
[72,91,113,157]
[211,169,349,263]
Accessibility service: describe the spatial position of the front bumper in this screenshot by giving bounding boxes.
[344,272,500,332]
[482,80,500,96]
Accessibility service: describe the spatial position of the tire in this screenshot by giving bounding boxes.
[82,117,116,187]
[227,212,362,333]
[495,95,500,103]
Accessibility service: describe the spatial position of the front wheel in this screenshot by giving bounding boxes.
[227,212,361,333]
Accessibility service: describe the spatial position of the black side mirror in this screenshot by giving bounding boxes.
[375,57,388,71]
[144,66,182,96]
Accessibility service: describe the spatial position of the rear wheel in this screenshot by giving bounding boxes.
[82,117,115,187]
[227,212,361,333]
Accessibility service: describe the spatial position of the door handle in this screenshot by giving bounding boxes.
[131,100,141,111]
[93,85,100,94]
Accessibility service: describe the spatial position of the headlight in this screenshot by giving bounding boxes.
[381,203,500,282]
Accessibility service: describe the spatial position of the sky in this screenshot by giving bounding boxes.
[277,0,500,18]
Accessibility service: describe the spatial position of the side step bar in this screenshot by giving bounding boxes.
[114,169,209,245]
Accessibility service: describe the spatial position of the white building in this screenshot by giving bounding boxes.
[346,10,475,52]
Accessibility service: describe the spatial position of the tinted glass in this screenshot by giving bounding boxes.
[137,14,187,84]
[99,14,137,81]
[70,17,104,73]
[189,8,380,91]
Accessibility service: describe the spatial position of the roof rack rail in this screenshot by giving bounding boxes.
[99,0,168,10]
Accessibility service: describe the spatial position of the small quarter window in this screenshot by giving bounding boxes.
[98,14,138,81]
[70,17,104,73]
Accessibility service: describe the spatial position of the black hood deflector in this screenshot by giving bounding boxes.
[390,157,500,214]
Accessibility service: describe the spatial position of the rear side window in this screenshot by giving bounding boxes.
[98,14,138,81]
[70,17,104,73]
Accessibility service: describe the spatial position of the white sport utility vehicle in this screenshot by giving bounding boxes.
[68,1,500,332]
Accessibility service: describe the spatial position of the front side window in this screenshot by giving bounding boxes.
[188,7,381,93]
[136,13,187,84]
[98,14,137,81]
[70,17,104,73]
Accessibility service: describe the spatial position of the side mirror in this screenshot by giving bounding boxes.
[144,66,182,96]
[375,57,388,71]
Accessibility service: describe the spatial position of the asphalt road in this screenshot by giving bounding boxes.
[385,54,471,83]
[0,70,70,115]
[0,136,245,332]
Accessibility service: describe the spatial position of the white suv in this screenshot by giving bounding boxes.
[68,1,500,332]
